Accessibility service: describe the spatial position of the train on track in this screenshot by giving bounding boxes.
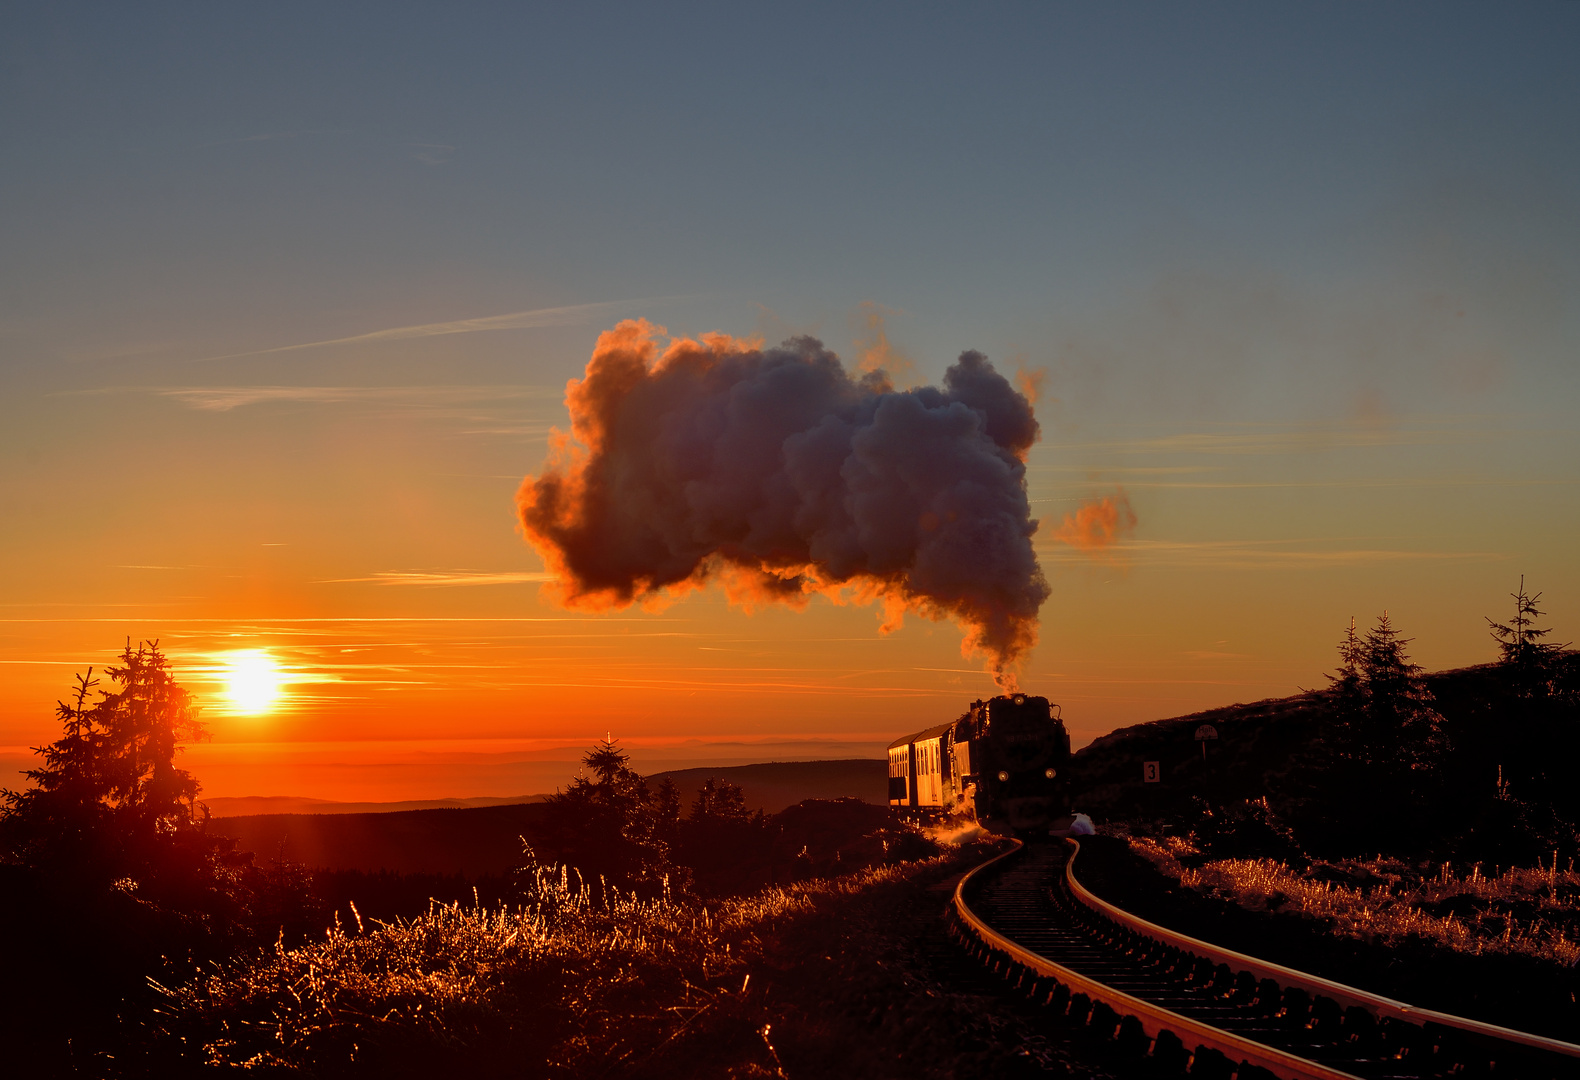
[888,692,1071,835]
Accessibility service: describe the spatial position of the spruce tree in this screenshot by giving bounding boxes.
[689,777,749,821]
[544,738,670,888]
[0,640,225,902]
[1325,616,1366,755]
[1487,576,1567,700]
[1359,611,1444,774]
[1311,613,1444,851]
[1484,578,1576,819]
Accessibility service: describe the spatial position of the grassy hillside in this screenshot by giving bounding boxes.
[1069,661,1510,823]
[1068,658,1579,864]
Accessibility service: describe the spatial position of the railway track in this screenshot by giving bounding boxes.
[950,840,1580,1080]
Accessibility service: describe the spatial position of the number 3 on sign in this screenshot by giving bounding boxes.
[1143,761,1161,784]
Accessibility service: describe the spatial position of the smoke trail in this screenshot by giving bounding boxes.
[517,320,1050,687]
[1055,492,1137,552]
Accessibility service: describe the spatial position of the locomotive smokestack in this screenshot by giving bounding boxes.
[517,319,1051,686]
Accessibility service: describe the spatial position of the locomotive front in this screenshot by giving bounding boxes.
[888,692,1072,836]
[963,693,1071,834]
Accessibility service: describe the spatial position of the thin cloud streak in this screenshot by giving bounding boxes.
[1043,416,1525,457]
[1039,537,1504,569]
[148,384,556,412]
[188,297,690,363]
[324,570,556,587]
[1048,428,1493,456]
[1098,477,1580,490]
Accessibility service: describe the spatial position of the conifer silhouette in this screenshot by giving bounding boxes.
[1487,575,1568,700]
[0,640,233,904]
[1359,611,1445,774]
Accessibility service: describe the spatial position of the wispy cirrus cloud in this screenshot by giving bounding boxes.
[144,384,555,412]
[1038,537,1503,570]
[190,297,688,363]
[1045,416,1513,457]
[322,570,556,587]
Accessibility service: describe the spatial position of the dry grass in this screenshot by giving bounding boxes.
[1126,835,1580,967]
[156,857,962,1077]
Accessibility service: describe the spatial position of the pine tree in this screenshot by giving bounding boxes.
[689,777,749,822]
[544,738,670,888]
[1484,578,1576,819]
[1487,576,1567,699]
[1325,616,1366,754]
[1358,611,1444,774]
[0,641,224,899]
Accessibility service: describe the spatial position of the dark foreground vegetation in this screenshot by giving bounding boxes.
[151,842,1117,1079]
[0,642,948,1076]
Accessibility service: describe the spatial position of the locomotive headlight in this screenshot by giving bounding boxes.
[997,770,1010,782]
[1044,767,1057,779]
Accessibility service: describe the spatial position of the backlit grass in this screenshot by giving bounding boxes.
[1126,835,1580,967]
[155,854,971,1077]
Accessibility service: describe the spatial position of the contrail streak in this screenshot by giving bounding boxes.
[190,297,689,363]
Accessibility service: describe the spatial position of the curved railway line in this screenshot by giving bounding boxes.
[950,840,1580,1080]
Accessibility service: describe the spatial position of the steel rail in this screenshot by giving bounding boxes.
[953,839,1363,1080]
[1062,839,1580,1064]
[953,838,1580,1079]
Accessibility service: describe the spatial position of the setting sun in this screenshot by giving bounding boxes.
[221,650,283,715]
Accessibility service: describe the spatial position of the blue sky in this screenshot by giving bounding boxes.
[2,3,1577,798]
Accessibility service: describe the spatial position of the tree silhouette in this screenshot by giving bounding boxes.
[689,777,749,822]
[1309,613,1445,852]
[1,642,323,1071]
[1487,575,1568,700]
[542,739,671,889]
[676,777,765,895]
[0,640,234,904]
[1358,611,1445,776]
[1483,578,1577,821]
[1324,616,1366,756]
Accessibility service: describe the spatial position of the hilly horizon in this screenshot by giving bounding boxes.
[204,759,890,873]
[202,758,889,819]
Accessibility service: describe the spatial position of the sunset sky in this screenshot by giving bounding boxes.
[3,4,1577,802]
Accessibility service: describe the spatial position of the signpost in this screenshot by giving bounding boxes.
[1143,760,1160,783]
[1194,724,1219,764]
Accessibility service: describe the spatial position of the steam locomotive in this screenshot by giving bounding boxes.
[887,693,1072,835]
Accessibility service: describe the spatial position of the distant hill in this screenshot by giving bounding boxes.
[647,759,886,814]
[207,758,887,874]
[202,794,550,818]
[209,802,555,875]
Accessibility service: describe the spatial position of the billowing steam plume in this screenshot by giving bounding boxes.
[517,320,1050,687]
